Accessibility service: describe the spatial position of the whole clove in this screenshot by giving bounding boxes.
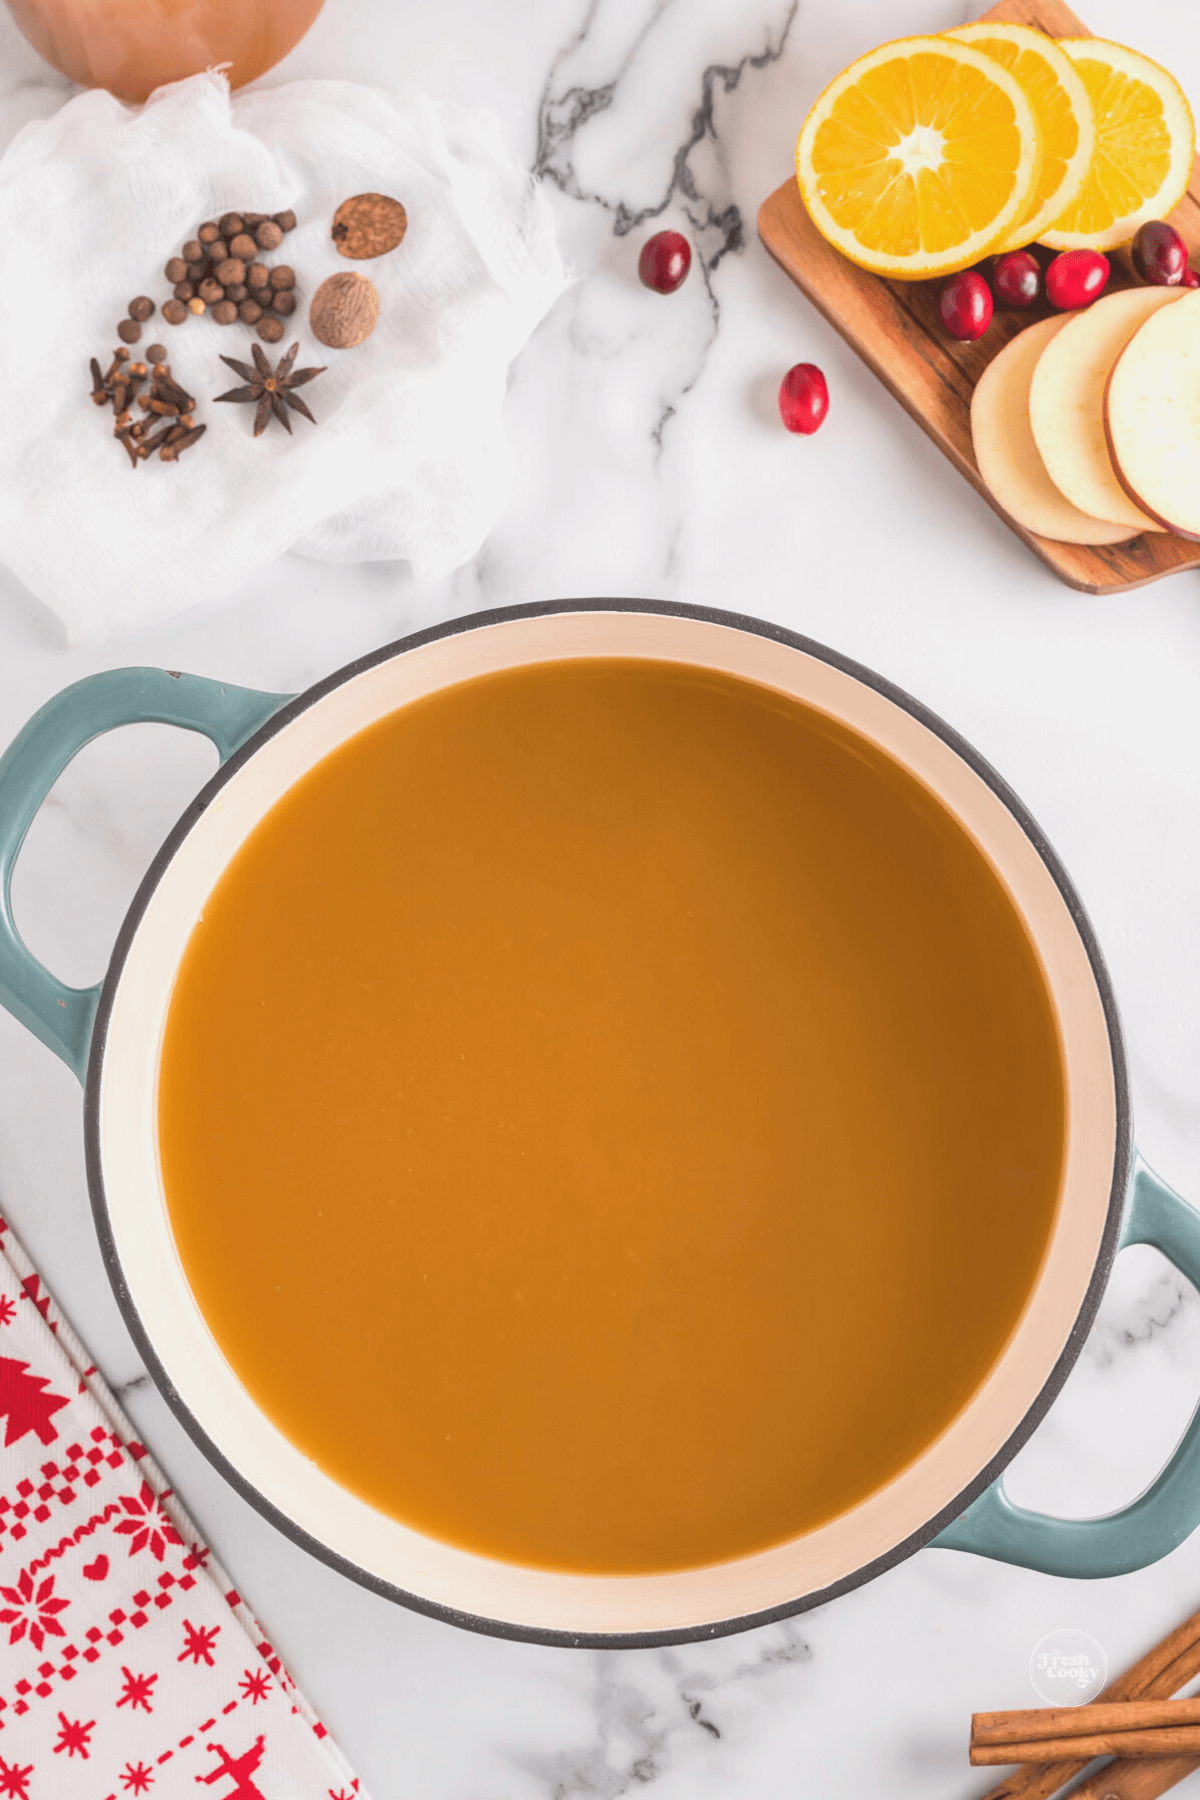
[89,349,204,469]
[160,424,206,461]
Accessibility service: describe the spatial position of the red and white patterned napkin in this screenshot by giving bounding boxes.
[0,1213,368,1800]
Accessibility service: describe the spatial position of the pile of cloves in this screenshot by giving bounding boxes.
[89,344,206,466]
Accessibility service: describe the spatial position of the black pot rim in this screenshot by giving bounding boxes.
[82,597,1131,1650]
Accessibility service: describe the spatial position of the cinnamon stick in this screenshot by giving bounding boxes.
[977,1606,1200,1800]
[971,1727,1200,1766]
[1067,1753,1200,1799]
[974,1699,1200,1746]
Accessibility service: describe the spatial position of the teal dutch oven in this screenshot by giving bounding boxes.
[0,598,1198,1647]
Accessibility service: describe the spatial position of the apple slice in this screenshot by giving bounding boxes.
[1028,286,1185,532]
[1106,288,1200,539]
[971,316,1137,545]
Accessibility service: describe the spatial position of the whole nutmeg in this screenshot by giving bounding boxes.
[269,264,295,291]
[165,257,188,283]
[162,299,188,325]
[247,263,271,291]
[182,239,203,264]
[128,295,155,321]
[309,271,380,348]
[215,257,245,287]
[198,277,225,304]
[198,222,221,244]
[272,290,297,317]
[273,209,297,232]
[255,219,284,251]
[117,318,142,344]
[229,232,257,262]
[256,314,285,343]
[219,212,244,239]
[239,298,263,324]
[211,299,239,325]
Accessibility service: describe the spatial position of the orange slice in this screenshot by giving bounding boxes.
[945,22,1093,250]
[1041,38,1194,250]
[796,35,1043,279]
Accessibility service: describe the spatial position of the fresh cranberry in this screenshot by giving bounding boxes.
[939,270,993,340]
[778,363,828,435]
[992,250,1041,307]
[1132,220,1189,285]
[1185,268,1200,289]
[1045,249,1110,309]
[638,230,691,294]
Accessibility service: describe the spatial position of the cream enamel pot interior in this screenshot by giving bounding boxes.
[2,599,1200,1649]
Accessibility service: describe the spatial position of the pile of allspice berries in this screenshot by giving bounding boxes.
[155,209,299,344]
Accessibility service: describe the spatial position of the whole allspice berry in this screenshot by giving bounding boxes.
[198,277,225,305]
[182,239,204,264]
[331,192,407,260]
[247,263,271,291]
[225,282,249,304]
[117,318,142,344]
[257,314,285,344]
[255,219,284,251]
[146,343,168,364]
[273,209,297,232]
[198,222,221,244]
[165,257,188,284]
[128,296,155,321]
[269,265,295,291]
[309,271,380,348]
[212,300,239,325]
[229,233,258,262]
[272,290,297,317]
[162,299,188,326]
[215,257,245,287]
[219,212,244,239]
[239,298,263,324]
[173,282,196,301]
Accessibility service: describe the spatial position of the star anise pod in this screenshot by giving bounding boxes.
[214,341,326,437]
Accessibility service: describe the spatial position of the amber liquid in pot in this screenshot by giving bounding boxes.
[158,659,1065,1575]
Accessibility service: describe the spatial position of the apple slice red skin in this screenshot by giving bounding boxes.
[1103,335,1197,540]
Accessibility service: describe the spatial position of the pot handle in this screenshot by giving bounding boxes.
[932,1156,1200,1578]
[0,667,291,1083]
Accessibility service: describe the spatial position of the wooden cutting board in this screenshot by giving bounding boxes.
[757,0,1200,593]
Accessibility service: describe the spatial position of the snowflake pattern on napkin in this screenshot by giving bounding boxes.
[0,1215,367,1800]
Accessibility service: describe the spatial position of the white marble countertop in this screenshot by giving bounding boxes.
[3,0,1200,1795]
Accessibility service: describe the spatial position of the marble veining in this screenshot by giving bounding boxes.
[516,1627,812,1797]
[1,0,1200,1793]
[534,0,799,453]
